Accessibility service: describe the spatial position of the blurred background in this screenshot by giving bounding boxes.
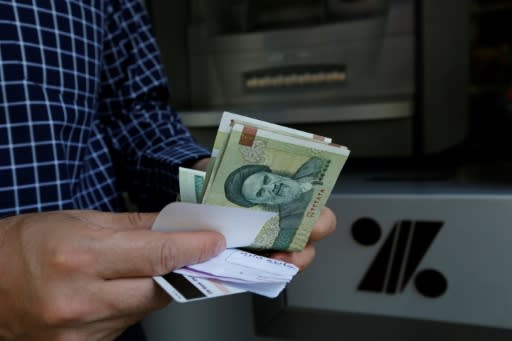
[141,0,512,340]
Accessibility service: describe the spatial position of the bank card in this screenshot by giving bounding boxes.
[154,249,298,302]
[154,272,246,303]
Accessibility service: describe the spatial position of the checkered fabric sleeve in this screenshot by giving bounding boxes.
[0,0,209,216]
[96,0,210,210]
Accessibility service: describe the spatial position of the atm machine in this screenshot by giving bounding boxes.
[143,0,512,339]
[253,173,512,340]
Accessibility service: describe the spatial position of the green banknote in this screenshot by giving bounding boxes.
[202,122,350,252]
[179,167,205,204]
[199,112,333,203]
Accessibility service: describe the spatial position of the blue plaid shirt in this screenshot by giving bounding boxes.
[0,0,210,217]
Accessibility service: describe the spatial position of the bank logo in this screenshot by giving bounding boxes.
[351,218,447,298]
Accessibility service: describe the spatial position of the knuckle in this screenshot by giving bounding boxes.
[46,242,94,273]
[127,212,149,229]
[157,237,179,274]
[39,295,93,327]
[297,245,316,271]
[127,212,140,226]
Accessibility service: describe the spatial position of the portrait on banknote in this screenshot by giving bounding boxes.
[224,157,325,249]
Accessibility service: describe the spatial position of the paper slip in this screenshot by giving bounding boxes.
[171,268,297,298]
[177,249,298,283]
[154,249,298,302]
[152,202,276,249]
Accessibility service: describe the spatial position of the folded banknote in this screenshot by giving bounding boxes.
[201,112,350,251]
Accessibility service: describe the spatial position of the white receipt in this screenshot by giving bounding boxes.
[152,202,277,248]
[157,249,298,301]
[176,249,298,283]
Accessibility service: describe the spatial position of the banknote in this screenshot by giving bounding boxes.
[179,167,205,203]
[202,122,350,251]
[200,111,334,202]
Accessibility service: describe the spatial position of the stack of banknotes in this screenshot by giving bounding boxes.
[152,112,350,302]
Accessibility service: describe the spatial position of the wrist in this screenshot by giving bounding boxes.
[192,158,211,172]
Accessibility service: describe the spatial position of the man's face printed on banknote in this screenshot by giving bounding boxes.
[241,171,303,206]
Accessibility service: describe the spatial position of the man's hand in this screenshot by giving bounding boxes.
[195,157,335,269]
[192,157,211,172]
[270,207,336,270]
[0,211,225,340]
